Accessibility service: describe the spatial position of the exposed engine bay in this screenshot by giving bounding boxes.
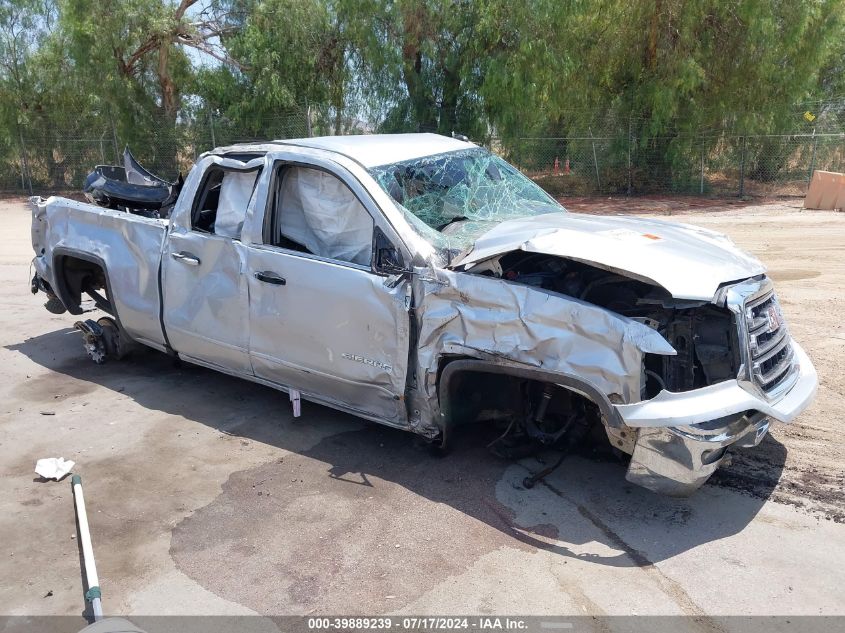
[453,251,741,479]
[476,251,740,397]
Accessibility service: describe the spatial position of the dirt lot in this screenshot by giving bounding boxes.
[0,196,843,623]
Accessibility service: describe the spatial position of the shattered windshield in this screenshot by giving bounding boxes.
[369,148,564,255]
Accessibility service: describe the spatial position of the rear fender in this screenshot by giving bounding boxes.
[52,248,116,318]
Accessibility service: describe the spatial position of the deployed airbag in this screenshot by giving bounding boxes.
[215,171,258,239]
[277,167,373,266]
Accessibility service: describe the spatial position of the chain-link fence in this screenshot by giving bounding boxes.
[4,107,845,199]
[2,110,310,195]
[502,131,845,198]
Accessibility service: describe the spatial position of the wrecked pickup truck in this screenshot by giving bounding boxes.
[30,133,818,495]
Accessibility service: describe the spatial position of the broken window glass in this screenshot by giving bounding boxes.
[369,148,565,256]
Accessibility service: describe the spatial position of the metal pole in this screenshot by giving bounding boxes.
[739,135,747,198]
[208,110,216,148]
[71,474,103,620]
[700,141,705,195]
[305,101,313,138]
[17,125,33,195]
[110,117,119,163]
[627,116,633,196]
[808,128,818,185]
[589,127,601,191]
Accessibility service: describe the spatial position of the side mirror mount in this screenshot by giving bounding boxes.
[374,226,411,276]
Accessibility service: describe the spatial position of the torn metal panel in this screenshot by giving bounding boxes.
[625,413,771,496]
[83,148,181,217]
[413,267,676,436]
[452,212,767,301]
[615,339,818,427]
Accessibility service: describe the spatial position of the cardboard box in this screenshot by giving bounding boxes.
[805,170,845,209]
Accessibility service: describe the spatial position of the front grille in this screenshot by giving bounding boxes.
[744,290,795,394]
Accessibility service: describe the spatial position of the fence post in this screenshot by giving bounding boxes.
[739,135,747,198]
[700,140,705,195]
[208,110,216,148]
[305,101,313,138]
[589,127,601,192]
[808,128,818,185]
[17,124,33,195]
[110,117,119,163]
[627,117,632,196]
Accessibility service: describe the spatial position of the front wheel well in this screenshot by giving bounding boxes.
[436,358,615,451]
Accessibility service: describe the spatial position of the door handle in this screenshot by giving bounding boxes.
[254,271,286,285]
[171,251,201,266]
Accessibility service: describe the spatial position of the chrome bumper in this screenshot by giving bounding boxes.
[615,339,817,496]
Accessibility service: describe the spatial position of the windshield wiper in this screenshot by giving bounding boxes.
[436,215,469,232]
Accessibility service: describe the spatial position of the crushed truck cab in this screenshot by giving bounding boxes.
[30,133,818,496]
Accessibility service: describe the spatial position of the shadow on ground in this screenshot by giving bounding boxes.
[7,328,789,610]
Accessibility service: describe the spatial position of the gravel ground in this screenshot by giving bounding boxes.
[0,197,842,624]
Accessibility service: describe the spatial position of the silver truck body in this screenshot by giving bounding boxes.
[30,133,818,495]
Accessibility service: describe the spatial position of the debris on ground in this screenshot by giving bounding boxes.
[34,457,75,481]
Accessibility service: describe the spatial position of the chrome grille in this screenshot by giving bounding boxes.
[744,289,795,394]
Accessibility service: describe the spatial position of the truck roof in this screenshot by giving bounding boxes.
[219,133,476,168]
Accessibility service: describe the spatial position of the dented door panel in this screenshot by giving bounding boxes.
[161,229,252,374]
[246,246,411,424]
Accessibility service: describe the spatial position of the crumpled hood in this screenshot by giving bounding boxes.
[451,212,766,301]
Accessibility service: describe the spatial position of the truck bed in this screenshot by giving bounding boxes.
[31,196,170,350]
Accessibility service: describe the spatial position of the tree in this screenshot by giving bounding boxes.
[470,0,845,189]
[0,0,109,187]
[341,0,495,138]
[60,0,243,123]
[191,0,350,138]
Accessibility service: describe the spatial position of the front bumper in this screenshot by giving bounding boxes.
[614,340,817,496]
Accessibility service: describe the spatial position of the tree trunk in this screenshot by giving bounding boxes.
[333,81,344,135]
[438,66,461,134]
[399,4,437,131]
[157,41,178,123]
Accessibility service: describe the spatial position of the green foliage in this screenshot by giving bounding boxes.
[194,0,346,137]
[3,0,845,191]
[337,0,490,138]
